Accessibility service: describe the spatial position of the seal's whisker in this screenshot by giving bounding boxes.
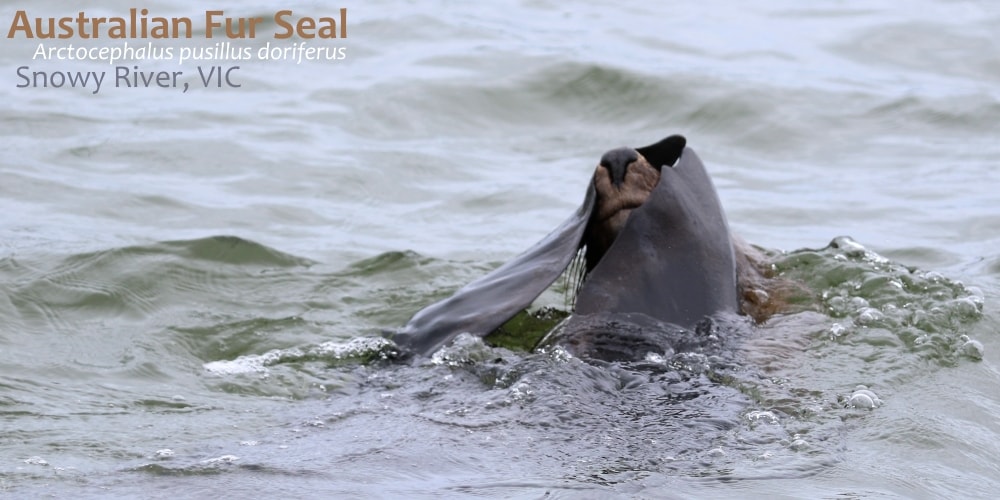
[562,245,587,310]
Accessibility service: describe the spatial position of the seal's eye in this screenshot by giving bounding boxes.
[599,148,639,187]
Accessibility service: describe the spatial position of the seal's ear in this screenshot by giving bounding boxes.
[636,135,686,170]
[388,185,596,357]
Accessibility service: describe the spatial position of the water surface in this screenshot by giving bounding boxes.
[1,0,998,497]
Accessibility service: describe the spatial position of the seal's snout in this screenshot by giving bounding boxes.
[599,148,639,187]
[587,145,662,272]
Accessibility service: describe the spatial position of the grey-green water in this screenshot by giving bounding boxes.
[2,0,999,497]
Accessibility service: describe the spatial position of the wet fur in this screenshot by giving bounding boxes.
[733,236,807,323]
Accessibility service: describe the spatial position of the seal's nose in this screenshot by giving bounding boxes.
[599,148,638,187]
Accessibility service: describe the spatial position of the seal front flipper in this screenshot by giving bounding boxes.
[389,185,596,357]
[574,145,739,327]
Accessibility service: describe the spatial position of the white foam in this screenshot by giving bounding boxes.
[200,455,239,465]
[203,350,282,375]
[203,337,397,375]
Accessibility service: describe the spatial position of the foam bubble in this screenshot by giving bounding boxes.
[958,336,985,360]
[672,352,709,373]
[847,385,882,409]
[790,437,810,451]
[856,307,885,325]
[950,296,984,317]
[828,322,849,340]
[644,352,668,364]
[508,381,534,403]
[746,410,779,425]
[546,345,574,363]
[430,333,493,366]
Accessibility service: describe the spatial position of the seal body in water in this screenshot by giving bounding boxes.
[390,135,784,360]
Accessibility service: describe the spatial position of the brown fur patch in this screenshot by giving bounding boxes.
[733,237,813,323]
[584,155,660,271]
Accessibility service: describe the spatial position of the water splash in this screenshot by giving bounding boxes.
[775,236,985,364]
[203,337,400,376]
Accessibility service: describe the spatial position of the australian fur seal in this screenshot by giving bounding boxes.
[390,135,786,359]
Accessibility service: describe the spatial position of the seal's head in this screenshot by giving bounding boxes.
[584,135,687,272]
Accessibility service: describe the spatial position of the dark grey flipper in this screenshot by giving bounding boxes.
[390,185,595,356]
[573,147,738,325]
